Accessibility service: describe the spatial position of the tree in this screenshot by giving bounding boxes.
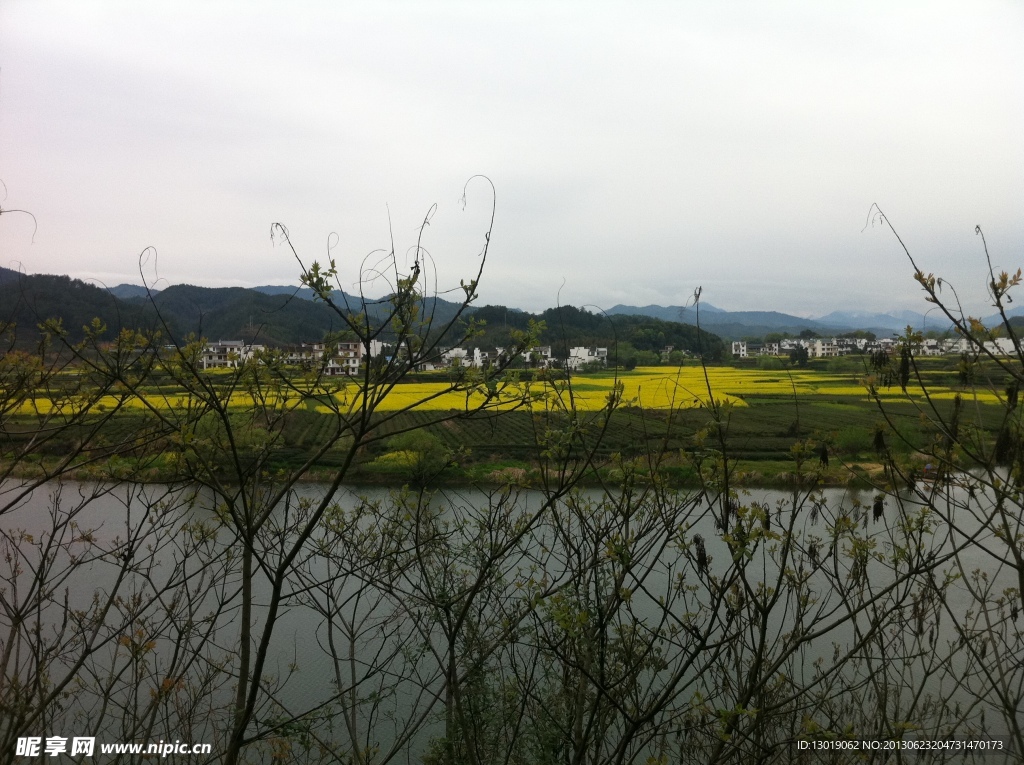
[1,180,544,763]
[161,180,566,765]
[383,430,455,485]
[857,206,1024,754]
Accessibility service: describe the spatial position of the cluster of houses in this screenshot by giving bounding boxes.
[201,333,1016,375]
[199,340,614,374]
[731,336,1012,359]
[426,345,607,371]
[200,339,381,374]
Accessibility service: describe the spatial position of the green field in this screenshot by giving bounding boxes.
[3,356,1007,486]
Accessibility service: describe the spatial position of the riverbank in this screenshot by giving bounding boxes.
[1,451,895,491]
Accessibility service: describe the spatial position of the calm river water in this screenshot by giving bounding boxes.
[1,478,1018,763]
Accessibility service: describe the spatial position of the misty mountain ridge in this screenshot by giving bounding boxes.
[1,272,481,348]
[607,301,1024,339]
[8,268,1024,343]
[107,283,157,300]
[103,278,1024,333]
[0,272,726,360]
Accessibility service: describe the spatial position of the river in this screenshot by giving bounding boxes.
[0,478,1019,763]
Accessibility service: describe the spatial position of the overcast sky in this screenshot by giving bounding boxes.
[1,2,1022,316]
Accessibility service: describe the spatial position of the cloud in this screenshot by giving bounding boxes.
[2,1,1021,317]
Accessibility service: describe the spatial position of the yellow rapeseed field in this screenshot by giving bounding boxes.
[14,366,1000,416]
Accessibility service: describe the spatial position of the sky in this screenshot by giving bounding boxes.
[1,1,1022,317]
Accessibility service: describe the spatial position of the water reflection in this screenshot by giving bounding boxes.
[1,479,1019,763]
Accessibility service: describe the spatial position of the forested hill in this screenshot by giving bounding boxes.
[0,274,356,346]
[1,272,153,342]
[0,265,22,284]
[464,305,725,361]
[0,270,723,360]
[0,274,468,347]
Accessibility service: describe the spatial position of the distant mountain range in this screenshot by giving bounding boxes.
[5,265,1023,345]
[108,281,421,312]
[109,281,333,303]
[103,283,153,300]
[604,302,1010,339]
[0,267,726,359]
[0,268,471,347]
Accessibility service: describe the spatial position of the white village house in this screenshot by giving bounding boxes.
[282,341,365,376]
[566,346,608,371]
[200,340,265,369]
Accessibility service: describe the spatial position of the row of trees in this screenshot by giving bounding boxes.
[1,192,1022,763]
